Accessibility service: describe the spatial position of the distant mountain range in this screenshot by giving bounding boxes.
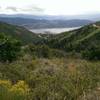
[0,14,93,29]
[0,13,100,21]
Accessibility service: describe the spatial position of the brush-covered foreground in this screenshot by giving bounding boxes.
[0,56,100,100]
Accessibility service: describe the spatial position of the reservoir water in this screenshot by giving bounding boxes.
[30,27,80,34]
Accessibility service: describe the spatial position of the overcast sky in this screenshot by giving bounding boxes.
[0,0,100,15]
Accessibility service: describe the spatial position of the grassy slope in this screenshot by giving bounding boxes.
[0,57,100,100]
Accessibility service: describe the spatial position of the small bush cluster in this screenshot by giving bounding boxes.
[26,44,67,58]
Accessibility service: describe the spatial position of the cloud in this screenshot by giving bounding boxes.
[0,4,45,15]
[5,6,44,12]
[6,6,18,12]
[31,6,44,12]
[0,6,3,10]
[20,6,44,12]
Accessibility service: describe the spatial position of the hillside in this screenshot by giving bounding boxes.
[0,21,51,44]
[0,30,99,98]
[0,21,100,100]
[47,23,100,51]
[0,20,100,51]
[0,21,100,59]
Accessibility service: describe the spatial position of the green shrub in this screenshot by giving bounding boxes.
[0,33,21,62]
[81,47,100,60]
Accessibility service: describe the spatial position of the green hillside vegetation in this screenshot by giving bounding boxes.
[46,24,100,60]
[26,44,67,58]
[0,21,100,100]
[47,24,98,50]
